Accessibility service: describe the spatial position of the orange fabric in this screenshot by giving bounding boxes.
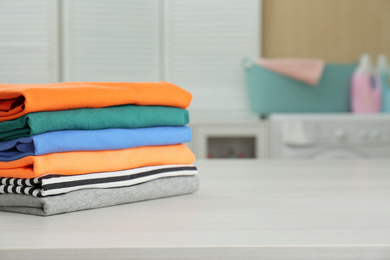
[0,144,195,179]
[0,81,192,122]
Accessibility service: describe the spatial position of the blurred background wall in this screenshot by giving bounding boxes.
[262,0,390,62]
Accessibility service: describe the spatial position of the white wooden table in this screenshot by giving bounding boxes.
[1,159,390,260]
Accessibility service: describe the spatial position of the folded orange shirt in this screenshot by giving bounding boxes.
[0,81,192,122]
[0,144,195,179]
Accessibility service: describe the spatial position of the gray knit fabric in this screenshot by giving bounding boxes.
[0,176,199,216]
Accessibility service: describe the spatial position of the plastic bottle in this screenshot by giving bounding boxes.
[350,54,381,113]
[377,54,390,113]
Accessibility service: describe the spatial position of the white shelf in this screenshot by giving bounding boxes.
[188,120,269,159]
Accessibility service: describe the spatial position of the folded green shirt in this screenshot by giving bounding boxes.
[0,105,189,141]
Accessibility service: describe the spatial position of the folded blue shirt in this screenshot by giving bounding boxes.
[0,126,192,161]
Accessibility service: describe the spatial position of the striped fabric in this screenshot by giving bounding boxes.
[0,164,197,197]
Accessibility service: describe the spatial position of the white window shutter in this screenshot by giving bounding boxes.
[164,0,260,120]
[0,0,59,83]
[62,0,160,82]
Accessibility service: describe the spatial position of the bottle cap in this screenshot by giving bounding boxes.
[377,54,389,73]
[355,53,373,74]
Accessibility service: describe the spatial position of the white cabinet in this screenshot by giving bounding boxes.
[164,0,261,119]
[62,0,161,82]
[0,1,264,156]
[63,0,261,118]
[189,121,269,159]
[0,0,59,83]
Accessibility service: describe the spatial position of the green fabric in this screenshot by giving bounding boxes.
[0,105,189,141]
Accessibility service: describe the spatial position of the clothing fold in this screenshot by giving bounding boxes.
[0,81,192,122]
[0,175,200,216]
[0,81,198,216]
[0,105,189,141]
[0,164,198,197]
[0,144,195,179]
[0,126,192,161]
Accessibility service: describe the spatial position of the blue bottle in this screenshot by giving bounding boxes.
[377,54,390,113]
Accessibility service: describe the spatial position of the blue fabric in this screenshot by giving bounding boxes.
[0,126,192,161]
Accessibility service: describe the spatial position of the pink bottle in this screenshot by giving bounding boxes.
[350,54,381,113]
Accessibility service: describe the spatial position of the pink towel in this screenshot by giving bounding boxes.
[256,58,325,86]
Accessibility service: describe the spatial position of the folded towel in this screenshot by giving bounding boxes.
[0,175,199,216]
[0,105,189,141]
[0,81,192,122]
[0,126,192,161]
[256,58,325,85]
[0,164,198,197]
[0,144,195,179]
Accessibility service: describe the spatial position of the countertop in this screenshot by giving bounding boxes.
[1,159,390,260]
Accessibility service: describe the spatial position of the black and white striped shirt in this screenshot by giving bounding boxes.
[0,164,198,197]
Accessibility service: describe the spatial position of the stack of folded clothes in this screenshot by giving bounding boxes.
[0,81,199,216]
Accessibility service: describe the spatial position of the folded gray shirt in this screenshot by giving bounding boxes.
[0,176,199,216]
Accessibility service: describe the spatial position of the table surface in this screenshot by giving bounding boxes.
[1,159,390,260]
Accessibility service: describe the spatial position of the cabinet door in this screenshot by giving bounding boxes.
[0,0,59,83]
[164,0,260,120]
[62,0,160,82]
